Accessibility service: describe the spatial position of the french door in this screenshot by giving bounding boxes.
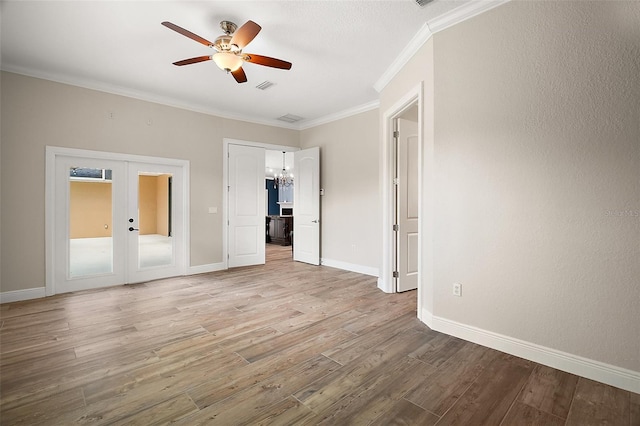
[49,148,186,294]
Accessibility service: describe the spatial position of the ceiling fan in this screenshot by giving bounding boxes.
[161,20,292,83]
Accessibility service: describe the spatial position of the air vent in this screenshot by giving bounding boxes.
[277,114,304,123]
[415,0,434,6]
[256,81,275,90]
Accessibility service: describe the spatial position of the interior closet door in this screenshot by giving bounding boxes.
[54,156,127,294]
[228,144,266,267]
[396,118,419,292]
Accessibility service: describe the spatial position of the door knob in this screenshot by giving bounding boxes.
[128,227,139,232]
[312,219,319,223]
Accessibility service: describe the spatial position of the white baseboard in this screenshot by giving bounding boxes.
[321,258,379,277]
[0,264,226,305]
[421,307,640,394]
[187,262,226,275]
[0,287,47,304]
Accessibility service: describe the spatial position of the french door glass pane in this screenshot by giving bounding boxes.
[68,167,113,277]
[137,172,173,269]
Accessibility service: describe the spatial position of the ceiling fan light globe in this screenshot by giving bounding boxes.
[213,52,243,72]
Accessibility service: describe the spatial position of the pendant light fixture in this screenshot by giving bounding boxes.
[274,151,293,189]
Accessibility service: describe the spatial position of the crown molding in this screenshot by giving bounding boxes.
[374,0,511,93]
[428,0,511,34]
[1,65,300,130]
[297,100,380,130]
[373,22,433,93]
[3,64,379,131]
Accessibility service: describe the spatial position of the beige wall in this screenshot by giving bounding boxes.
[69,181,112,238]
[382,1,639,372]
[300,109,380,270]
[0,72,299,292]
[380,38,436,316]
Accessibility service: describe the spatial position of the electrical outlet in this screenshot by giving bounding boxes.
[453,282,462,297]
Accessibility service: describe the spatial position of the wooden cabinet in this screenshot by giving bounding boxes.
[267,216,293,246]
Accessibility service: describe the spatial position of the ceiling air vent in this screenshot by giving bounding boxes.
[415,0,434,6]
[256,81,275,90]
[277,114,304,123]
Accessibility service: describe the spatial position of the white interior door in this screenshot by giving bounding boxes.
[293,147,320,265]
[397,118,419,292]
[127,162,185,283]
[228,144,266,267]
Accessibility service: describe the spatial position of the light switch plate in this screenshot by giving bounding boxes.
[453,282,462,297]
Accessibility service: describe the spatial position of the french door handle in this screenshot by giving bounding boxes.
[128,227,139,232]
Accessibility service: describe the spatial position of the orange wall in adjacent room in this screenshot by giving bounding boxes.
[139,174,170,236]
[69,181,112,238]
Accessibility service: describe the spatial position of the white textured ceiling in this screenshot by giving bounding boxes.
[1,0,469,129]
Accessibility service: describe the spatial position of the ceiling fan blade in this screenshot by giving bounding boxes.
[172,56,212,66]
[243,54,292,70]
[162,21,214,47]
[230,20,261,49]
[231,67,248,83]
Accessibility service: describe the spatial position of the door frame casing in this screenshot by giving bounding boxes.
[45,146,190,296]
[222,138,298,269]
[379,83,424,299]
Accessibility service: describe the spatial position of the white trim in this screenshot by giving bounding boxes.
[320,258,379,277]
[188,263,226,275]
[3,66,380,132]
[422,308,640,394]
[2,65,300,131]
[1,261,222,304]
[373,24,433,93]
[3,65,378,132]
[45,146,190,295]
[374,0,511,92]
[0,288,47,304]
[380,83,424,295]
[427,0,511,34]
[222,139,299,270]
[298,101,380,130]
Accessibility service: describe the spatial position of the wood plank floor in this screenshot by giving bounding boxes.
[1,244,638,425]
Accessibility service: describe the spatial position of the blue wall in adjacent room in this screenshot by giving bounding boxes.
[266,179,279,215]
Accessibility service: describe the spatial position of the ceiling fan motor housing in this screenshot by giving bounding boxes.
[214,34,241,53]
[219,20,237,35]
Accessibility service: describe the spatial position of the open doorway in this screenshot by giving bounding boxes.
[224,139,320,269]
[265,150,294,258]
[224,140,297,268]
